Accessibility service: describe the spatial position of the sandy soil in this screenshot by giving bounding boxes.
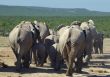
[0,36,110,77]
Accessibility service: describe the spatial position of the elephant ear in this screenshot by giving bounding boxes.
[80,22,90,30]
[58,27,70,54]
[88,19,94,26]
[31,22,40,41]
[34,20,38,25]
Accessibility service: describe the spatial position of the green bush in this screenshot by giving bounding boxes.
[0,16,110,37]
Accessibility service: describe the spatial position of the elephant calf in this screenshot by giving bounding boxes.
[32,42,46,67]
[93,32,104,54]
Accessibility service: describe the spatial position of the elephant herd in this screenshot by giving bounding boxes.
[8,19,104,76]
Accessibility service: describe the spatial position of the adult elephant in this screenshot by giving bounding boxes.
[9,21,40,71]
[55,25,85,76]
[34,21,50,43]
[80,19,97,65]
[93,32,104,54]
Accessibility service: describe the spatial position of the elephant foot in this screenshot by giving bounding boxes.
[22,62,30,68]
[54,65,61,71]
[16,62,22,72]
[38,64,43,67]
[75,68,82,73]
[35,64,39,67]
[83,62,88,67]
[54,68,59,71]
[16,66,22,72]
[54,66,61,71]
[66,71,72,77]
[51,62,56,67]
[74,63,82,73]
[16,68,22,72]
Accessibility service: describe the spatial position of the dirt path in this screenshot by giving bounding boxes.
[0,37,110,77]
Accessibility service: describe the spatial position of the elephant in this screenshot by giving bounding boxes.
[44,34,59,63]
[48,43,58,67]
[80,19,97,65]
[70,21,81,26]
[32,42,46,67]
[55,25,85,76]
[93,32,104,54]
[33,20,50,43]
[9,21,40,71]
[56,24,65,31]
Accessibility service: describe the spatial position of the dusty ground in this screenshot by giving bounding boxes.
[0,36,110,77]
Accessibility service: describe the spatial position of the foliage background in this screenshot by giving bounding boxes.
[0,16,110,37]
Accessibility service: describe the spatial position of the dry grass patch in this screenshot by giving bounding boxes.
[89,67,110,73]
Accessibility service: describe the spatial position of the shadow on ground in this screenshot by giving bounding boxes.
[0,66,109,77]
[0,66,66,74]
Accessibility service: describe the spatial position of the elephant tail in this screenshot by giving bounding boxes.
[59,28,70,54]
[17,27,21,43]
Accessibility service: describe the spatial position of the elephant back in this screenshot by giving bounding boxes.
[58,27,70,54]
[57,26,70,37]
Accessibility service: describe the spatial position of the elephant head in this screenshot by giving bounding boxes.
[33,20,50,43]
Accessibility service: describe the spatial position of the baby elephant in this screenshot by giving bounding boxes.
[93,32,104,54]
[32,42,46,66]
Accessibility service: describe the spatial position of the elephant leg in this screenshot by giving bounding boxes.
[99,43,103,54]
[22,51,31,68]
[83,50,92,66]
[75,54,83,73]
[32,50,38,66]
[11,47,18,65]
[16,54,22,71]
[64,58,69,68]
[99,46,103,54]
[63,50,69,68]
[38,54,46,67]
[94,46,98,54]
[54,52,62,71]
[48,51,56,67]
[66,55,75,76]
[84,43,93,66]
[66,48,76,76]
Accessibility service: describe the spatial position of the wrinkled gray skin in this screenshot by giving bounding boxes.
[44,35,56,54]
[48,43,58,67]
[44,34,59,63]
[34,21,50,43]
[80,20,97,65]
[56,25,85,76]
[93,32,104,54]
[32,42,46,66]
[9,21,40,71]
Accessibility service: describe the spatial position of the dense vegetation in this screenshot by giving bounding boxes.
[0,5,110,16]
[0,16,110,37]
